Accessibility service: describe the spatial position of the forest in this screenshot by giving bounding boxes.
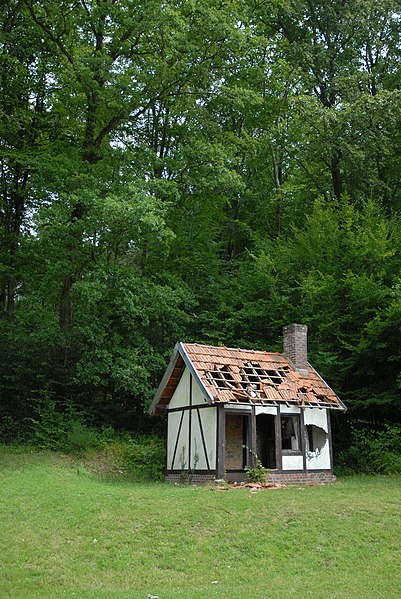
[1,0,401,467]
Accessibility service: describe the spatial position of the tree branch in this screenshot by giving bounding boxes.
[23,0,75,66]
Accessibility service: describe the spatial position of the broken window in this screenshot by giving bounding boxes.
[306,424,327,456]
[281,415,301,451]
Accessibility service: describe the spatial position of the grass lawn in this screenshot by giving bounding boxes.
[0,448,400,598]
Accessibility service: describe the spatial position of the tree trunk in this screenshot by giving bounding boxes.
[272,148,283,234]
[331,147,343,201]
[59,274,73,329]
[5,167,28,318]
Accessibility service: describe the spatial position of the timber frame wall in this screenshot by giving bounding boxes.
[166,377,335,482]
[166,372,217,475]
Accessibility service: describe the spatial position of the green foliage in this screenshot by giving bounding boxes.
[64,420,100,455]
[69,431,166,481]
[337,422,401,475]
[29,393,99,454]
[245,458,269,484]
[222,197,401,419]
[23,393,165,478]
[120,435,166,482]
[29,393,70,450]
[1,0,401,442]
[0,415,28,446]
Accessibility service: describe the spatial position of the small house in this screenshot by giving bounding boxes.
[149,324,346,484]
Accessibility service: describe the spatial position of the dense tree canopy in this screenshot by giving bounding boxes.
[1,0,400,443]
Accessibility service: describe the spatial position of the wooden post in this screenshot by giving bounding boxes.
[249,406,256,468]
[276,406,282,471]
[300,408,307,471]
[216,405,226,479]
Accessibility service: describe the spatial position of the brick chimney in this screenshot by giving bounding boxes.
[282,323,308,372]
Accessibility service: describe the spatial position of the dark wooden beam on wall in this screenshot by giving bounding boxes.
[216,404,225,479]
[276,405,282,471]
[168,403,212,413]
[249,406,256,468]
[171,410,185,470]
[300,408,307,471]
[188,373,193,470]
[196,408,210,471]
[327,409,334,473]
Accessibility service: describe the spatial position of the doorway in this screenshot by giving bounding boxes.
[256,414,277,469]
[225,414,248,470]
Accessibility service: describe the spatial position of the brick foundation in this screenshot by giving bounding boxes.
[267,471,336,485]
[166,470,335,485]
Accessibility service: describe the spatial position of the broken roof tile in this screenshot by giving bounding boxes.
[264,386,282,401]
[217,390,234,402]
[177,342,344,411]
[278,389,294,401]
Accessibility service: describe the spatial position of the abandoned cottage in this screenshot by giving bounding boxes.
[150,324,346,484]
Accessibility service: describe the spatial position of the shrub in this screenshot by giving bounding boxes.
[30,393,70,450]
[245,458,268,483]
[22,393,166,480]
[64,420,100,454]
[122,435,165,481]
[95,425,123,448]
[30,393,100,454]
[336,421,401,475]
[0,415,29,445]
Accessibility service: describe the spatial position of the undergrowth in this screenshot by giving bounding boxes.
[0,394,166,482]
[336,421,401,475]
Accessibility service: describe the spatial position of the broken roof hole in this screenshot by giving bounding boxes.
[263,369,285,384]
[241,364,288,389]
[206,365,235,390]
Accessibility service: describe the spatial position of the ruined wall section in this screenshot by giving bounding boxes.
[304,409,331,470]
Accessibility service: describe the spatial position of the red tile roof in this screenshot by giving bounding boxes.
[183,343,342,409]
[151,342,345,414]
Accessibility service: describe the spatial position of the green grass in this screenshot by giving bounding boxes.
[1,448,400,598]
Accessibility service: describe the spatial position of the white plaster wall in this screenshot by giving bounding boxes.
[167,409,189,470]
[304,408,329,432]
[169,366,210,410]
[282,455,304,470]
[168,368,191,409]
[255,406,277,416]
[224,403,252,412]
[280,406,301,414]
[303,408,331,469]
[167,365,214,470]
[190,407,216,470]
[192,376,210,405]
[306,441,330,469]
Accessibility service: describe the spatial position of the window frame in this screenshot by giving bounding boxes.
[280,414,302,455]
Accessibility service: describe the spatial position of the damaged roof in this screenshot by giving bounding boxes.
[150,342,346,415]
